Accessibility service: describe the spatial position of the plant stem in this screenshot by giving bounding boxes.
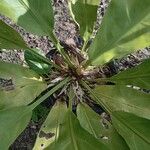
[68,85,75,111]
[82,59,91,69]
[56,43,76,69]
[81,40,88,52]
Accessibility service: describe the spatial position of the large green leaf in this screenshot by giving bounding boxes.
[0,106,32,150]
[0,61,46,110]
[110,58,150,89]
[90,85,150,119]
[69,0,99,46]
[88,0,150,65]
[77,102,105,139]
[33,101,67,150]
[44,109,108,150]
[77,102,129,150]
[0,77,69,149]
[112,111,150,150]
[0,0,56,43]
[108,127,130,150]
[25,49,52,75]
[0,20,27,49]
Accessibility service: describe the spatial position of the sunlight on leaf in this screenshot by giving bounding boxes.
[88,0,150,65]
[0,0,57,43]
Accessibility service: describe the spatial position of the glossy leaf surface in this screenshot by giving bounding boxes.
[25,49,52,75]
[0,106,32,150]
[112,111,150,150]
[0,0,56,43]
[0,20,27,49]
[110,58,150,89]
[0,61,46,110]
[88,0,150,65]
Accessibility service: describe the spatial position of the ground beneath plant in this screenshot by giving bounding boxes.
[0,0,150,149]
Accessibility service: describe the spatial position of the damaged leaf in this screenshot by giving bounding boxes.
[39,131,55,139]
[33,101,67,149]
[0,61,46,110]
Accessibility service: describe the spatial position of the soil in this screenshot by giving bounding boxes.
[0,0,150,149]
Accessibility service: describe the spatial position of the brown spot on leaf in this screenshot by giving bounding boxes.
[39,130,55,139]
[3,85,15,91]
[0,79,15,91]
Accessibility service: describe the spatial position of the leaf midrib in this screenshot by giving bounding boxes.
[94,90,150,115]
[0,35,27,48]
[114,114,150,145]
[82,104,98,138]
[91,4,150,63]
[18,0,51,35]
[68,112,78,150]
[112,74,150,80]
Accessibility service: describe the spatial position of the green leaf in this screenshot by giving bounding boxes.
[77,102,105,139]
[0,20,27,49]
[77,102,129,150]
[108,127,130,150]
[0,61,47,110]
[69,0,99,45]
[88,0,150,65]
[33,101,68,150]
[110,58,150,89]
[112,111,150,150]
[0,0,57,43]
[25,49,52,75]
[44,109,108,150]
[90,85,150,119]
[0,106,32,150]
